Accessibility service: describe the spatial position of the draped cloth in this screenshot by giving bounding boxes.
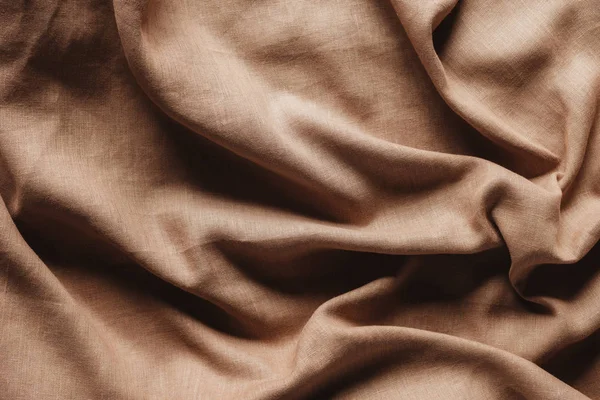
[1,0,599,398]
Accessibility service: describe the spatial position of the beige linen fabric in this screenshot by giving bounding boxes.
[1,0,600,399]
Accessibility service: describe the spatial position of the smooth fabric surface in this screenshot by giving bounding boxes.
[1,0,600,399]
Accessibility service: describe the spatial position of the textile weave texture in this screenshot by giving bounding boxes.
[1,0,600,399]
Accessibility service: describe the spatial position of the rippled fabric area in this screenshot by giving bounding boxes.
[1,1,599,399]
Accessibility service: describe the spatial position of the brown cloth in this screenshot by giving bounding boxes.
[1,0,600,399]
